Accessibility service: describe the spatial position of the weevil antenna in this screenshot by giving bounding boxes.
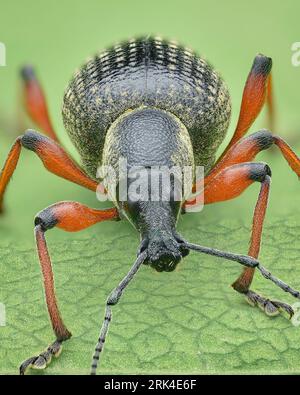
[90,250,148,375]
[183,241,300,300]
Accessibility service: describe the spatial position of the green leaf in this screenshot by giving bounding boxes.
[1,148,300,374]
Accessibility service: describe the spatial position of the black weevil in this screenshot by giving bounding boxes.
[1,36,300,375]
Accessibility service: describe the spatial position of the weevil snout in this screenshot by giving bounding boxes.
[139,232,189,272]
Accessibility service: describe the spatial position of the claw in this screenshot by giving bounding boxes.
[271,301,294,319]
[244,290,293,319]
[19,357,38,375]
[19,340,63,375]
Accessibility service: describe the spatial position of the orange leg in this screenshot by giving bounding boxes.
[217,54,273,163]
[190,129,300,196]
[19,201,119,375]
[0,130,105,212]
[186,161,294,318]
[21,66,59,142]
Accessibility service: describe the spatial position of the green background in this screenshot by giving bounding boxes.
[1,0,300,374]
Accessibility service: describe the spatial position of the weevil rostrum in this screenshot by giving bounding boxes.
[1,36,300,375]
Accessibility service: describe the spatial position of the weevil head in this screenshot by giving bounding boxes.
[138,230,189,272]
[120,174,189,272]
